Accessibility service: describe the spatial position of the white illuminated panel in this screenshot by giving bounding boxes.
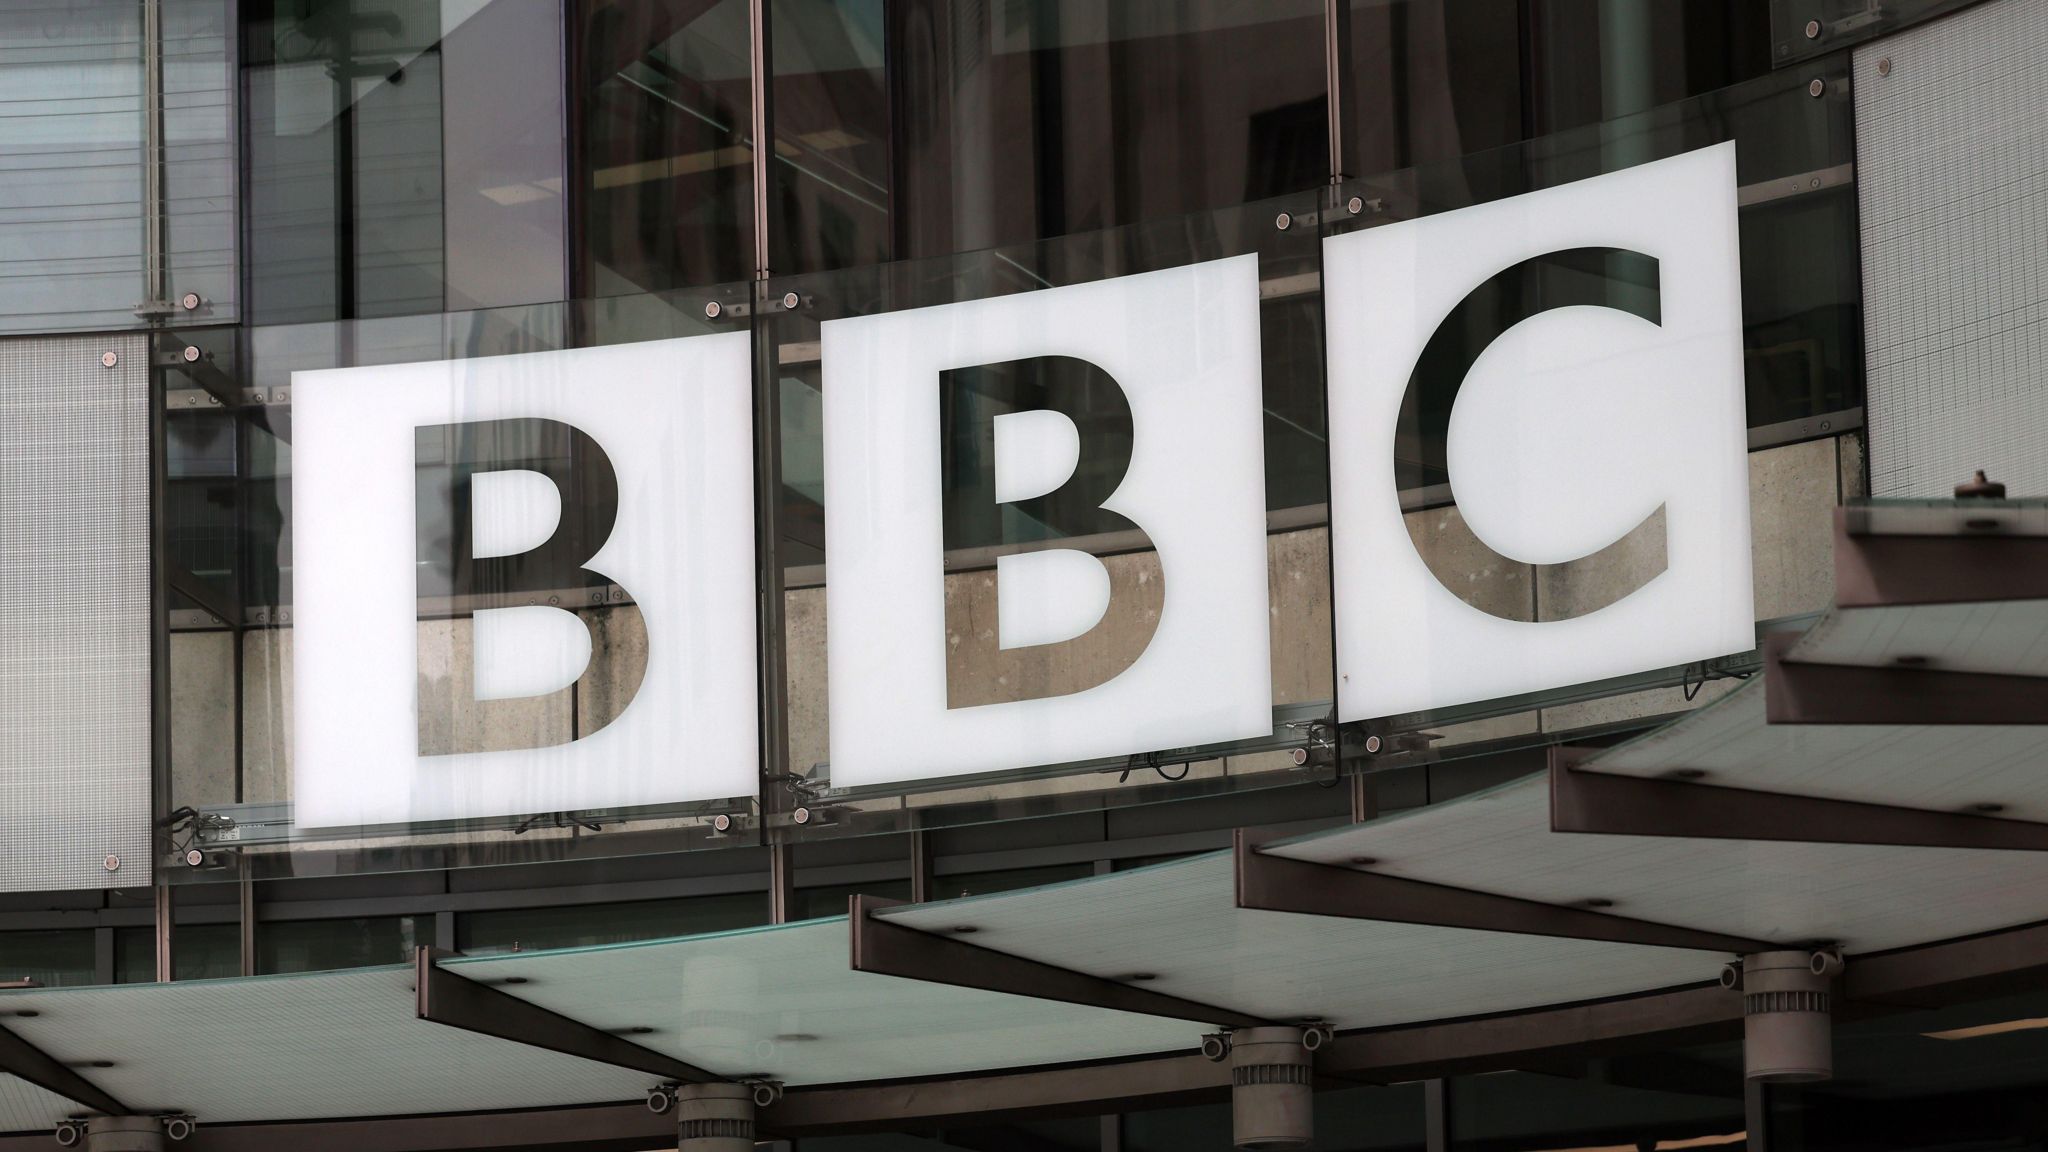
[291,335,759,827]
[823,255,1273,787]
[1325,143,1754,719]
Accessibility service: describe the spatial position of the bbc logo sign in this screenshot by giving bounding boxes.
[290,143,1752,826]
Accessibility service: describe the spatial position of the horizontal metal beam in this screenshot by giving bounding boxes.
[1233,830,1772,954]
[1765,632,2048,725]
[413,948,714,1083]
[0,1020,125,1116]
[1835,506,2048,608]
[1550,747,2048,850]
[848,895,1266,1029]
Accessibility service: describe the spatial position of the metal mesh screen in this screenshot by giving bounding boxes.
[1857,0,2048,497]
[0,334,152,890]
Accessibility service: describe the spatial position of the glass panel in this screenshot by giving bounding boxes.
[1334,55,1858,451]
[160,287,762,880]
[113,923,238,982]
[767,188,1335,835]
[1769,987,2048,1149]
[0,930,95,987]
[0,0,143,333]
[1770,0,1978,66]
[258,915,420,973]
[166,0,239,321]
[1449,1050,1747,1150]
[576,0,755,294]
[242,0,569,324]
[769,0,1332,275]
[1125,1083,1426,1151]
[457,895,767,954]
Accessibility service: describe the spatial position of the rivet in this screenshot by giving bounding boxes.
[1876,56,1892,76]
[276,389,288,402]
[782,291,801,310]
[180,292,201,311]
[1820,420,1832,431]
[100,351,117,368]
[547,595,559,606]
[1347,856,1377,867]
[1274,212,1292,231]
[792,805,812,825]
[1973,803,2007,814]
[1581,898,1615,909]
[951,926,978,935]
[1804,18,1821,38]
[1346,196,1364,215]
[1123,973,1157,982]
[181,345,200,363]
[1894,654,1929,667]
[102,854,119,872]
[590,591,603,604]
[704,301,722,319]
[1671,768,1708,781]
[1809,78,1826,98]
[186,395,198,406]
[14,1011,38,1018]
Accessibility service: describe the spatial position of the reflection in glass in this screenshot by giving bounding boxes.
[576,0,755,295]
[770,0,1331,275]
[242,0,569,323]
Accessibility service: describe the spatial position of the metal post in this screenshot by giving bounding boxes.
[238,874,257,977]
[1423,1079,1449,1152]
[747,0,774,278]
[138,0,169,314]
[152,886,173,983]
[910,826,933,904]
[1322,0,1348,183]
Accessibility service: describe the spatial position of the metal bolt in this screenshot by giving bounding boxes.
[1876,57,1892,76]
[704,301,722,319]
[1804,18,1821,38]
[180,292,201,311]
[1809,78,1826,98]
[100,351,118,368]
[1274,212,1292,231]
[792,805,812,825]
[181,345,200,363]
[1346,196,1364,215]
[102,854,119,872]
[782,291,801,310]
[547,595,559,606]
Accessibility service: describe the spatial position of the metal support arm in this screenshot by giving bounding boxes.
[1550,747,2048,851]
[848,896,1267,1028]
[1233,830,1771,954]
[1764,632,2048,726]
[413,948,714,1082]
[0,1022,125,1116]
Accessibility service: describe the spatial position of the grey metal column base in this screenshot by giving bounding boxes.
[1727,950,1841,1082]
[675,1083,755,1152]
[1205,1026,1325,1150]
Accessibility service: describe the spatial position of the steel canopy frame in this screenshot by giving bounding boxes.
[847,895,1268,1028]
[7,915,2047,1149]
[1548,746,2048,850]
[1232,830,1775,954]
[413,948,715,1083]
[0,1023,125,1117]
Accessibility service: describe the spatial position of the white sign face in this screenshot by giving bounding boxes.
[291,335,759,827]
[1325,142,1754,719]
[822,255,1274,788]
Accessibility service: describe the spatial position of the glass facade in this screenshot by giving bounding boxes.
[4,0,2047,1145]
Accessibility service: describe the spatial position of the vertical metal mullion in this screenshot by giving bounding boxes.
[747,0,796,927]
[93,927,116,986]
[910,824,933,904]
[1323,0,1348,184]
[1745,1079,1771,1151]
[238,873,257,976]
[748,0,774,279]
[153,886,174,983]
[1424,1078,1450,1152]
